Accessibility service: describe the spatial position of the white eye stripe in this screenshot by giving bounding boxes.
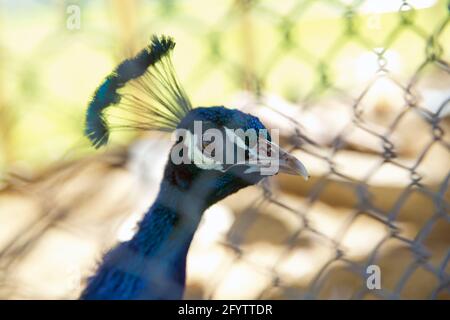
[181,126,272,173]
[243,166,261,174]
[183,130,224,171]
[225,127,275,162]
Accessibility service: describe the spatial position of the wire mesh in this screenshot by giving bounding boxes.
[0,0,449,299]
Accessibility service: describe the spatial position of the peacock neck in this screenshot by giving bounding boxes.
[80,179,208,300]
[128,179,206,261]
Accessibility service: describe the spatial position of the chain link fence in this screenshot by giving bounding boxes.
[0,0,449,299]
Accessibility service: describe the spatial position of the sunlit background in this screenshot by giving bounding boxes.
[0,0,449,299]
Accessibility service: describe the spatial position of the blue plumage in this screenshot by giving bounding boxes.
[81,35,307,300]
[82,200,183,299]
[81,107,268,300]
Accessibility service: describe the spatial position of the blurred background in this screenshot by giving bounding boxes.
[0,0,449,299]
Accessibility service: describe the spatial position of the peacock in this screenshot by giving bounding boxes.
[80,35,309,300]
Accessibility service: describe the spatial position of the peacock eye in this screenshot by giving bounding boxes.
[202,140,211,150]
[202,139,215,157]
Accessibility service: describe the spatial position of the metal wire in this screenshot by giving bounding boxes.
[0,0,448,299]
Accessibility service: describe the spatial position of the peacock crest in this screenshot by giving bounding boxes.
[85,35,192,148]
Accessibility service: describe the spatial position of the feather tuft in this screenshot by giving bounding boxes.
[85,35,191,148]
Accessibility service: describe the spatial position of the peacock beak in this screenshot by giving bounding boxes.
[222,128,309,180]
[277,147,310,180]
[252,134,309,180]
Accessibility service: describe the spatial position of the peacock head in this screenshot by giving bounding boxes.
[85,35,308,208]
[162,106,308,206]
